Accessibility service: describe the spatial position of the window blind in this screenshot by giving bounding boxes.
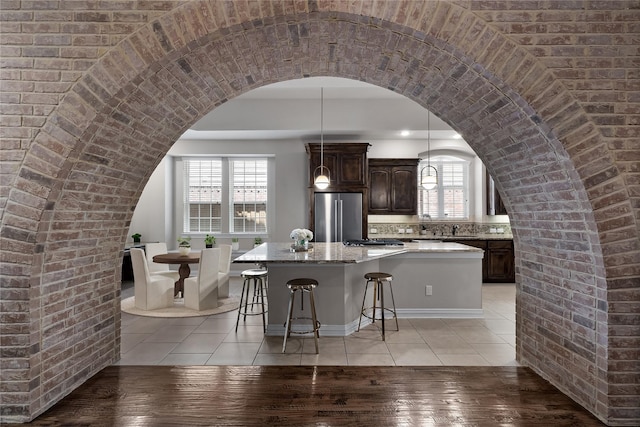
[184,159,223,233]
[183,157,269,234]
[230,159,268,233]
[418,157,469,219]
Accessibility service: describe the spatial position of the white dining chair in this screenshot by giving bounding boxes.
[145,242,180,282]
[130,248,174,310]
[184,248,221,311]
[217,244,232,299]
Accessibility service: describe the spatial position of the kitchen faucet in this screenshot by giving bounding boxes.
[452,224,460,236]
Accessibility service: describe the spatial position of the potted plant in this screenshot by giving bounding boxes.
[231,237,239,251]
[177,236,191,255]
[254,237,263,248]
[204,234,215,248]
[131,233,141,244]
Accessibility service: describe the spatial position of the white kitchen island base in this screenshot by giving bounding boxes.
[234,242,484,337]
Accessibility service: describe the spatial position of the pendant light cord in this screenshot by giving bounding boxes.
[320,87,324,169]
[313,87,330,189]
[427,110,431,169]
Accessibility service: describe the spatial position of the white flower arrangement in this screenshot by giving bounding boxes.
[290,228,313,242]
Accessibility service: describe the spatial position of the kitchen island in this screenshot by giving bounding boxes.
[233,241,484,337]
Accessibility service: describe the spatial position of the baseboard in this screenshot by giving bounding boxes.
[265,308,484,337]
[396,308,484,318]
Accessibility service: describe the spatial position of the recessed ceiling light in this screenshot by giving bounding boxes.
[400,130,411,137]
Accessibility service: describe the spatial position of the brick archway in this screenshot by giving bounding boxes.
[2,2,636,425]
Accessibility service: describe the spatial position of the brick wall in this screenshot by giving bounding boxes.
[1,1,638,425]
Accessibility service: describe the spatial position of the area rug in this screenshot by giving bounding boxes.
[121,295,240,318]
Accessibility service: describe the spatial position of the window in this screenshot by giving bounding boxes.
[418,156,469,219]
[230,159,267,233]
[184,159,222,233]
[183,158,268,234]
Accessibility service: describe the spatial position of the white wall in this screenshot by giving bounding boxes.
[129,139,309,248]
[128,137,499,248]
[128,158,171,245]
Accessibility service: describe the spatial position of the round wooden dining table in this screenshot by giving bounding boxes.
[152,251,200,297]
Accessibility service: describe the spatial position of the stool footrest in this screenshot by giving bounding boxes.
[284,317,321,335]
[360,307,397,322]
[289,317,322,335]
[238,304,268,316]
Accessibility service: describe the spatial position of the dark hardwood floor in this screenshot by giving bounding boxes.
[15,366,605,426]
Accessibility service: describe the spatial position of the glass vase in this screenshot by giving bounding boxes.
[291,239,308,252]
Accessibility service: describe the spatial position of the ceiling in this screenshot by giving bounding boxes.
[180,77,463,142]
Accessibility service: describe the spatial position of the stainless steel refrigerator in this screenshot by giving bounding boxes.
[314,192,363,242]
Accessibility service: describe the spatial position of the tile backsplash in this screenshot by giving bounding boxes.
[368,222,511,237]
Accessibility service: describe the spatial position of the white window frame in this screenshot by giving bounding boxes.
[418,155,470,220]
[183,158,223,234]
[228,158,268,234]
[180,157,269,236]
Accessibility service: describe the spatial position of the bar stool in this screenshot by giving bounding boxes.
[236,269,268,333]
[357,272,398,340]
[282,278,320,354]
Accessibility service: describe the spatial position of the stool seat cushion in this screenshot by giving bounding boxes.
[286,278,318,287]
[364,272,393,280]
[241,269,268,278]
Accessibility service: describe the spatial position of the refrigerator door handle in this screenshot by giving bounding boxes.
[333,200,339,242]
[338,199,343,242]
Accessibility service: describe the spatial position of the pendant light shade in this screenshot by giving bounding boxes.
[420,110,438,190]
[314,87,330,189]
[313,166,330,189]
[420,166,438,190]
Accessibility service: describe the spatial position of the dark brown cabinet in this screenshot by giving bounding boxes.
[486,171,508,215]
[306,143,370,239]
[486,240,515,282]
[306,143,370,190]
[368,159,418,214]
[453,239,515,283]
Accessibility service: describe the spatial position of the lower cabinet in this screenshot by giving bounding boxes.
[454,239,515,283]
[486,240,515,283]
[122,251,133,282]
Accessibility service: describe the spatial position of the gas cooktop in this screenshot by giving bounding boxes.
[343,239,405,247]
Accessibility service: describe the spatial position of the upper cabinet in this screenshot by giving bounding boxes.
[306,143,370,191]
[368,159,419,215]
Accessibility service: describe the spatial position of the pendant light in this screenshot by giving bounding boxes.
[420,110,438,190]
[314,87,330,190]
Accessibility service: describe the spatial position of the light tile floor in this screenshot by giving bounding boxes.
[117,278,517,366]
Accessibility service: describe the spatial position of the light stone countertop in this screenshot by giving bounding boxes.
[232,241,483,264]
